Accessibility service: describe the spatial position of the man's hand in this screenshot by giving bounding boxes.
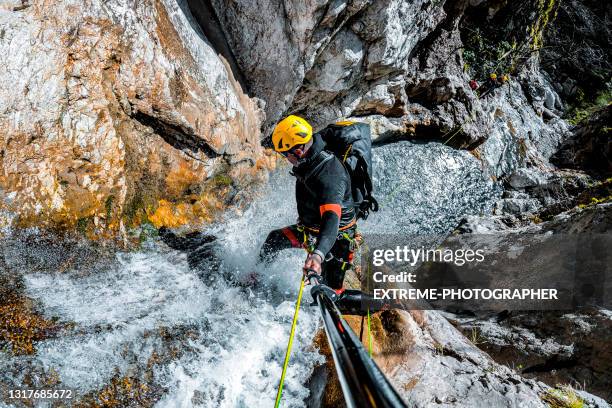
[303,252,323,284]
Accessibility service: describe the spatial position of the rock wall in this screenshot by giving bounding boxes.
[0,0,268,239]
[209,0,569,165]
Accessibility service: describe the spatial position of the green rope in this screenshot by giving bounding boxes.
[367,308,372,357]
[274,277,306,408]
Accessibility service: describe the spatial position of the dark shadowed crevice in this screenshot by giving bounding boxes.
[522,357,579,374]
[178,0,249,93]
[408,0,468,71]
[132,111,220,159]
[371,123,483,151]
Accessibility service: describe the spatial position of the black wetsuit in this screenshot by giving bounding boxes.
[260,134,357,289]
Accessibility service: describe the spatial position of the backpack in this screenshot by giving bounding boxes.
[318,121,379,220]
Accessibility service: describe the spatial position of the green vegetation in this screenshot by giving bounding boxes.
[564,83,612,125]
[462,0,559,81]
[213,173,233,187]
[541,385,585,408]
[76,217,91,235]
[462,28,517,80]
[138,222,159,244]
[122,193,152,228]
[530,0,557,50]
[576,178,612,208]
[433,341,446,356]
[105,194,115,220]
[469,328,486,346]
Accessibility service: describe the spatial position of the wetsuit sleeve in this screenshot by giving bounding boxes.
[311,159,349,258]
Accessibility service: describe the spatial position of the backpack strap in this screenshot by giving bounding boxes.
[353,155,378,220]
[291,150,334,185]
[302,150,334,182]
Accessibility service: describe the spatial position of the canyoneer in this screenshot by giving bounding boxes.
[260,115,380,314]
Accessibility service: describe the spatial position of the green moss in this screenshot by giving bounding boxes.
[565,83,612,125]
[76,217,91,234]
[541,385,585,408]
[122,193,154,228]
[462,1,560,82]
[213,173,233,187]
[576,178,612,208]
[530,215,543,224]
[530,0,557,50]
[105,195,115,220]
[138,222,159,243]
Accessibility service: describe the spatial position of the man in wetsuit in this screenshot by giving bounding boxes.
[260,115,361,302]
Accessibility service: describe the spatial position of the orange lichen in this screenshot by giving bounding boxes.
[164,161,206,198]
[147,199,192,228]
[146,190,225,229]
[73,375,158,408]
[0,295,56,355]
[0,2,269,242]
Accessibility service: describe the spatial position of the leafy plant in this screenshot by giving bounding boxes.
[462,27,525,81]
[461,0,560,82]
[565,83,612,125]
[469,328,486,346]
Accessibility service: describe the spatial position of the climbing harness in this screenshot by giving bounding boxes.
[295,223,361,273]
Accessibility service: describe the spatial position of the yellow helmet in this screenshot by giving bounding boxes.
[272,115,313,152]
[490,73,497,80]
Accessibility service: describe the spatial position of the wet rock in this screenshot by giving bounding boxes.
[576,390,612,408]
[507,168,550,190]
[304,28,365,94]
[0,265,62,356]
[0,0,267,237]
[373,310,553,407]
[543,202,612,234]
[449,190,611,404]
[209,0,372,130]
[544,89,556,111]
[494,197,540,216]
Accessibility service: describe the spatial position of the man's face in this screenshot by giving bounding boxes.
[281,145,306,166]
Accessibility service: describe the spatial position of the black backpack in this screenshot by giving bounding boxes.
[318,121,379,220]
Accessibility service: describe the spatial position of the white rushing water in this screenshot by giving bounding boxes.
[1,170,323,408]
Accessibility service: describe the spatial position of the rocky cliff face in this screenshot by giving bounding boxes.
[0,0,268,239]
